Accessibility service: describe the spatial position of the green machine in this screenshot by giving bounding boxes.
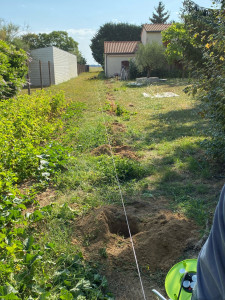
[152,259,197,300]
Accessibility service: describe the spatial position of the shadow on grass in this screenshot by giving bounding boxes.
[87,71,106,81]
[128,107,208,149]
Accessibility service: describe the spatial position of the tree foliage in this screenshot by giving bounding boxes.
[149,1,170,24]
[21,31,86,64]
[135,42,166,77]
[0,40,28,99]
[90,22,142,66]
[162,22,190,64]
[182,0,225,162]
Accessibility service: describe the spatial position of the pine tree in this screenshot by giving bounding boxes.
[149,1,170,24]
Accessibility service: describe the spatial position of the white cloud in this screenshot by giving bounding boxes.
[67,28,96,39]
[66,28,97,64]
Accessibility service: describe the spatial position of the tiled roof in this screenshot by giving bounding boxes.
[142,24,172,32]
[104,41,140,54]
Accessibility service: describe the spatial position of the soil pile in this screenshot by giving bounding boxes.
[76,204,198,272]
[91,144,138,160]
[74,201,199,299]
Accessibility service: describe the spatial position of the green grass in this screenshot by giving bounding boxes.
[6,70,223,299]
[48,71,223,226]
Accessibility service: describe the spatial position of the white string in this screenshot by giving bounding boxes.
[95,81,147,300]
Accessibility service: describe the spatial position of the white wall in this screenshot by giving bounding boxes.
[29,46,78,86]
[105,54,135,77]
[29,47,55,86]
[141,29,163,45]
[146,32,163,44]
[141,29,147,45]
[52,47,77,85]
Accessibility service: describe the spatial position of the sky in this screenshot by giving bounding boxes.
[1,0,216,65]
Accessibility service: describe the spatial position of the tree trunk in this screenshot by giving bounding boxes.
[147,68,151,78]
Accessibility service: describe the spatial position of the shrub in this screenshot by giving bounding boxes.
[0,40,28,99]
[183,0,225,162]
[135,42,167,77]
[0,90,67,193]
[129,59,146,80]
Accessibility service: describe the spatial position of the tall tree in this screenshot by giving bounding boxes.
[149,1,170,24]
[90,22,142,66]
[21,31,86,64]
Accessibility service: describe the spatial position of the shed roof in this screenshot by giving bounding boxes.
[142,24,172,32]
[104,41,140,54]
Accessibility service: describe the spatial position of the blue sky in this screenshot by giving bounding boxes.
[1,0,215,64]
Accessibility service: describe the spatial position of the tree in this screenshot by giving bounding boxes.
[0,19,30,50]
[149,2,170,24]
[162,23,187,64]
[135,42,166,77]
[90,22,142,66]
[182,0,225,162]
[21,31,86,64]
[0,40,28,99]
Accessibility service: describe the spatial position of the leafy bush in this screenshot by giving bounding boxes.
[0,40,28,99]
[183,0,225,162]
[0,90,67,193]
[135,42,167,77]
[129,59,146,80]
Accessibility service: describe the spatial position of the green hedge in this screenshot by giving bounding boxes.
[0,90,67,193]
[0,40,28,99]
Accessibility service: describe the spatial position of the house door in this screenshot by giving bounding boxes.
[121,61,129,69]
[121,61,129,80]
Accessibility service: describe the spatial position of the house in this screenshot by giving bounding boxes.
[104,24,172,78]
[29,46,78,87]
[104,41,140,78]
[141,24,172,45]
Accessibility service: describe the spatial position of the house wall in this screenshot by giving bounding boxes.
[29,46,78,86]
[141,29,163,45]
[29,47,55,86]
[52,47,77,85]
[141,29,147,45]
[105,54,135,77]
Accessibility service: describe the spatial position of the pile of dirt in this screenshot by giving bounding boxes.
[91,144,138,160]
[73,201,199,299]
[91,144,112,156]
[75,204,199,272]
[111,121,126,133]
[114,145,138,160]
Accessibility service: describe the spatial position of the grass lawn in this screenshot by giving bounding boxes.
[19,70,224,299]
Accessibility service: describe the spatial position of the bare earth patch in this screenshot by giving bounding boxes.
[91,144,138,160]
[73,199,199,299]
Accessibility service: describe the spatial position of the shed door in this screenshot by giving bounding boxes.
[121,61,129,68]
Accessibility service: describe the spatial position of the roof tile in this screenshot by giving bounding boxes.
[143,24,172,32]
[104,41,140,54]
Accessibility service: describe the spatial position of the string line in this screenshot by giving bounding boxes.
[95,81,147,300]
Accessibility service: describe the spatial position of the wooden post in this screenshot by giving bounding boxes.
[39,60,43,89]
[27,61,31,95]
[48,61,51,86]
[27,73,31,95]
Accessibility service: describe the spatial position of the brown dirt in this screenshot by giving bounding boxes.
[91,144,112,156]
[73,199,199,299]
[24,187,57,214]
[111,121,126,133]
[91,143,138,160]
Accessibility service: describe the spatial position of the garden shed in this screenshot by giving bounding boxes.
[104,41,140,78]
[29,46,78,86]
[141,24,171,45]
